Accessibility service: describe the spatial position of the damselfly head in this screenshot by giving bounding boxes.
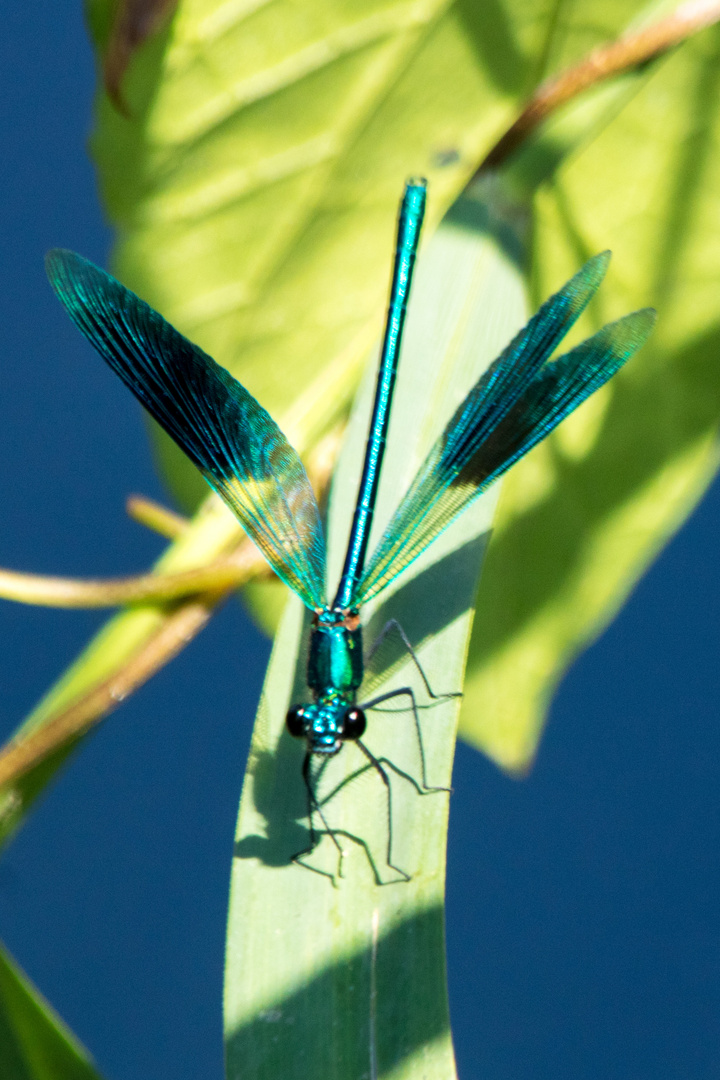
[285,701,366,754]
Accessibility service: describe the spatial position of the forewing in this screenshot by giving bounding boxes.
[354,309,655,605]
[46,249,326,609]
[424,250,612,462]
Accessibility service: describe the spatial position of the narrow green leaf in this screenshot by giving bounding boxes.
[0,942,102,1080]
[224,189,527,1079]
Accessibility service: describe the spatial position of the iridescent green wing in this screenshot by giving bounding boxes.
[46,250,326,610]
[354,300,655,607]
[404,250,611,473]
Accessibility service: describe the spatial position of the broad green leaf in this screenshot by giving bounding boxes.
[460,21,720,770]
[86,0,649,511]
[0,942,102,1080]
[224,190,526,1080]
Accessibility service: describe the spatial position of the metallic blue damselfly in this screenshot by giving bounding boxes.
[46,179,655,878]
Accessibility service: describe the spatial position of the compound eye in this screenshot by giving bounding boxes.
[286,705,307,738]
[342,707,366,740]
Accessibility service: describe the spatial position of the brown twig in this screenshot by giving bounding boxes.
[126,494,189,538]
[0,545,271,608]
[0,593,223,790]
[478,0,720,172]
[0,533,273,787]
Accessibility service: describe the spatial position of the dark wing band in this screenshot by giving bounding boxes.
[47,250,326,609]
[354,307,655,606]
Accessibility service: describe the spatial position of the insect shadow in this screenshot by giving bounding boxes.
[233,529,490,881]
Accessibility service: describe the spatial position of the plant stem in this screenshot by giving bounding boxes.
[477,0,720,172]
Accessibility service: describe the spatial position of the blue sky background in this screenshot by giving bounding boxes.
[0,6,718,1080]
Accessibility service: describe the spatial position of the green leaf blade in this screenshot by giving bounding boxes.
[0,943,103,1080]
[460,22,720,770]
[224,188,528,1080]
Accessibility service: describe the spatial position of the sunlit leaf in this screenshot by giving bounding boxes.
[224,188,526,1080]
[86,0,649,511]
[460,20,720,770]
